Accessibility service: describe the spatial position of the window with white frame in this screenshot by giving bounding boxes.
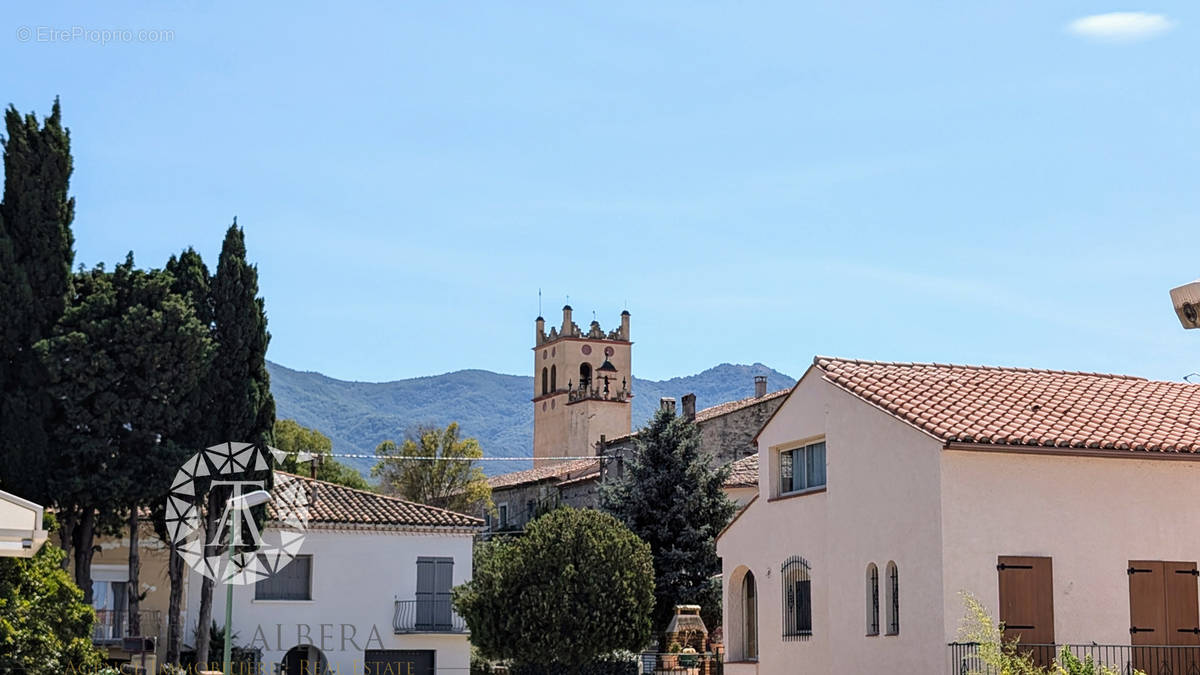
[778,441,826,496]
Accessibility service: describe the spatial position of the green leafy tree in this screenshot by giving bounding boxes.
[0,99,75,513]
[373,422,491,513]
[194,222,276,668]
[454,508,655,673]
[34,257,214,611]
[0,520,103,675]
[601,407,736,634]
[274,418,370,490]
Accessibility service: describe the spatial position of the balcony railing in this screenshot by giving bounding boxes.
[393,599,467,634]
[92,609,162,645]
[949,642,1200,674]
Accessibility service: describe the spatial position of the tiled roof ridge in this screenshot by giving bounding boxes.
[810,356,1200,453]
[486,458,599,488]
[813,355,1148,381]
[276,471,484,525]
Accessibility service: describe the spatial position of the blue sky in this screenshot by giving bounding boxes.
[3,2,1199,383]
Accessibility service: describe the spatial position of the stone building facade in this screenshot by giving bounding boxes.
[532,306,633,465]
[484,378,788,534]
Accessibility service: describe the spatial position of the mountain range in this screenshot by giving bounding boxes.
[267,361,796,476]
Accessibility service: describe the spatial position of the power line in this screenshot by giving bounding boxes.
[287,451,613,462]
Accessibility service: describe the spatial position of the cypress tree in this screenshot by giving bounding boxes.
[0,99,75,508]
[160,247,214,665]
[601,407,737,637]
[194,222,275,668]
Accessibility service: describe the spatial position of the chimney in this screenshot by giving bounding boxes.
[660,397,677,416]
[754,375,767,398]
[682,393,696,421]
[620,310,631,340]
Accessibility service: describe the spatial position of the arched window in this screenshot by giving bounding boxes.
[541,367,548,395]
[743,571,758,659]
[579,363,592,390]
[866,563,879,636]
[886,561,899,635]
[782,556,812,640]
[550,365,557,392]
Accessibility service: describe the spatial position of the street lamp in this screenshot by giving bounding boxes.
[1170,280,1200,329]
[223,489,270,675]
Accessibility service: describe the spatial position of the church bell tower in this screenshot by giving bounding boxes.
[532,305,632,465]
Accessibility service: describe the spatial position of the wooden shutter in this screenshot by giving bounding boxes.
[1129,561,1167,646]
[434,558,454,628]
[998,556,1054,665]
[1129,560,1200,673]
[1165,562,1200,645]
[416,558,435,628]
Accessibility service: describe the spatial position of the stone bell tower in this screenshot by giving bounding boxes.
[532,305,632,466]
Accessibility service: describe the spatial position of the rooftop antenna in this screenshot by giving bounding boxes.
[538,288,542,316]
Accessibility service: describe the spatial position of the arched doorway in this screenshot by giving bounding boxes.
[579,363,592,390]
[727,566,758,661]
[282,644,328,675]
[743,571,758,659]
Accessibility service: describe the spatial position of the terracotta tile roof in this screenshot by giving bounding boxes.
[487,459,599,490]
[695,388,789,423]
[271,472,482,530]
[724,454,758,487]
[814,357,1200,453]
[555,465,602,488]
[601,389,790,448]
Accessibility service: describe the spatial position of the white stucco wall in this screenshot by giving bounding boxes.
[186,527,474,674]
[940,449,1200,647]
[718,372,946,674]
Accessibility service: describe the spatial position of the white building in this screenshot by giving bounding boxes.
[0,488,48,557]
[719,357,1200,675]
[184,472,482,675]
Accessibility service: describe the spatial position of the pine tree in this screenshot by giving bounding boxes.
[194,222,275,668]
[601,407,737,636]
[0,99,75,508]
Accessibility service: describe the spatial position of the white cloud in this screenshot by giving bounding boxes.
[1067,12,1175,42]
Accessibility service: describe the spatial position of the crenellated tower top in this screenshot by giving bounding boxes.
[532,304,632,464]
[536,305,630,346]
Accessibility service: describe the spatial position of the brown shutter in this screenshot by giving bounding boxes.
[1128,561,1167,646]
[997,556,1055,666]
[1165,562,1200,646]
[1129,560,1200,673]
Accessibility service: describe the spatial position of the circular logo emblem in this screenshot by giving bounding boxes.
[165,442,309,585]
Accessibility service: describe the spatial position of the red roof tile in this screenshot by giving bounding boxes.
[814,357,1200,453]
[271,472,482,529]
[724,454,758,487]
[487,459,599,489]
[695,389,789,423]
